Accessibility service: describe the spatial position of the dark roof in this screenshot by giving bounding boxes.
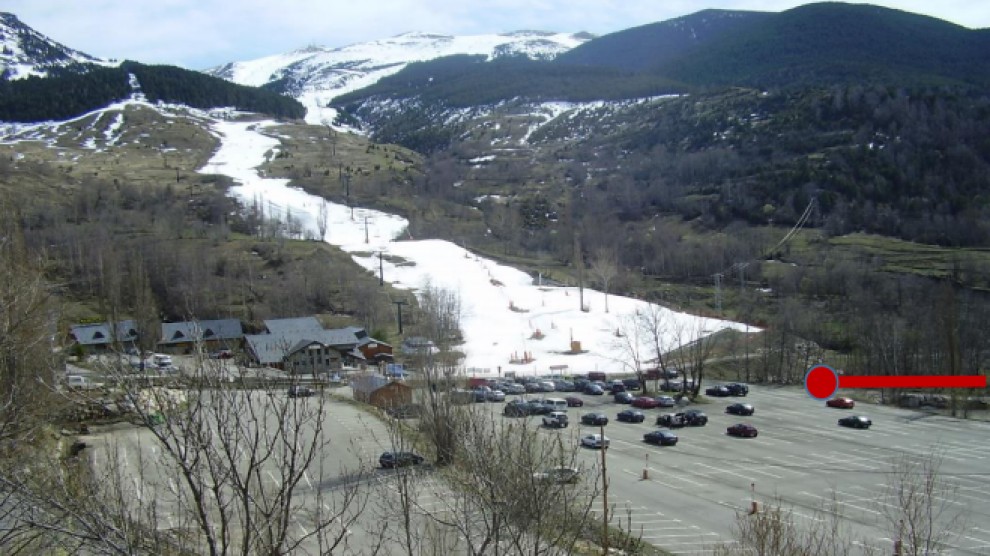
[264,317,324,335]
[70,320,139,346]
[245,320,370,365]
[160,319,243,345]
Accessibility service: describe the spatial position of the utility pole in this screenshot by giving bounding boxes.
[392,300,408,334]
[714,273,723,314]
[364,216,369,244]
[378,251,384,286]
[600,422,609,555]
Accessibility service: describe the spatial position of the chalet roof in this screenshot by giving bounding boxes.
[245,323,369,365]
[69,320,139,346]
[263,317,325,335]
[160,319,243,345]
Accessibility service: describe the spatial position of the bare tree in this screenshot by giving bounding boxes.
[317,201,329,241]
[667,318,720,397]
[713,493,859,556]
[414,282,464,466]
[2,352,371,555]
[589,247,618,313]
[879,451,965,556]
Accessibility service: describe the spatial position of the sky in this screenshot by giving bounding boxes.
[198,115,752,377]
[6,1,990,70]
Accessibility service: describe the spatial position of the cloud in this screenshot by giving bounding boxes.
[5,0,990,69]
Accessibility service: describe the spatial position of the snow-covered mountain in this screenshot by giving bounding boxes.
[0,12,115,79]
[205,30,594,125]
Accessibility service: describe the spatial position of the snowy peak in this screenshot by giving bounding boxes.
[206,30,592,124]
[0,12,113,79]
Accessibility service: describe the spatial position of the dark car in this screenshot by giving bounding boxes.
[617,409,646,423]
[287,385,315,398]
[726,403,755,416]
[643,429,679,446]
[827,397,855,409]
[614,391,635,404]
[705,385,731,397]
[622,378,641,391]
[726,383,749,396]
[581,412,609,426]
[607,381,626,393]
[631,396,660,409]
[682,409,708,426]
[584,384,605,396]
[727,423,758,438]
[379,451,425,468]
[565,395,584,407]
[839,415,872,429]
[503,400,537,417]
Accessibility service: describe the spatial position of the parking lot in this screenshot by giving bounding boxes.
[89,380,990,555]
[532,384,990,555]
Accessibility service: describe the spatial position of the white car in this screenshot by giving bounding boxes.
[580,433,610,449]
[656,396,676,407]
[486,389,506,402]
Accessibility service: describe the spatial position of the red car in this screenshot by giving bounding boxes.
[826,397,855,409]
[565,396,584,407]
[727,423,758,438]
[631,396,661,409]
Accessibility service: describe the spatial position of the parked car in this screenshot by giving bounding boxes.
[657,410,708,428]
[727,423,759,438]
[607,380,626,393]
[379,451,425,468]
[210,349,234,359]
[486,389,506,402]
[622,378,642,391]
[581,412,609,426]
[565,396,584,407]
[543,411,569,428]
[705,385,731,397]
[838,415,872,429]
[553,380,575,392]
[631,396,661,409]
[287,385,315,398]
[614,391,635,404]
[66,374,103,390]
[643,429,679,446]
[827,397,855,409]
[501,383,526,395]
[726,383,749,396]
[584,384,605,395]
[726,403,755,416]
[533,466,581,484]
[660,381,683,392]
[655,396,677,408]
[580,433,610,449]
[503,400,534,417]
[617,409,646,423]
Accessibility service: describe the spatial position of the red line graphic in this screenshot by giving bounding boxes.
[804,364,987,399]
[839,375,987,389]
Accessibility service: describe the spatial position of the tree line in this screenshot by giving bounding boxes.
[0,61,305,122]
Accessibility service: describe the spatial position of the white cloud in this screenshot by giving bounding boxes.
[5,0,989,69]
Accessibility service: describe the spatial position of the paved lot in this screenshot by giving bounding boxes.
[89,383,990,555]
[535,384,990,555]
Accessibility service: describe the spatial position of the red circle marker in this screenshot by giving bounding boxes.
[805,365,838,399]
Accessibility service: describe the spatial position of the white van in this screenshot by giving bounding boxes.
[543,398,568,412]
[66,374,102,390]
[152,354,173,370]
